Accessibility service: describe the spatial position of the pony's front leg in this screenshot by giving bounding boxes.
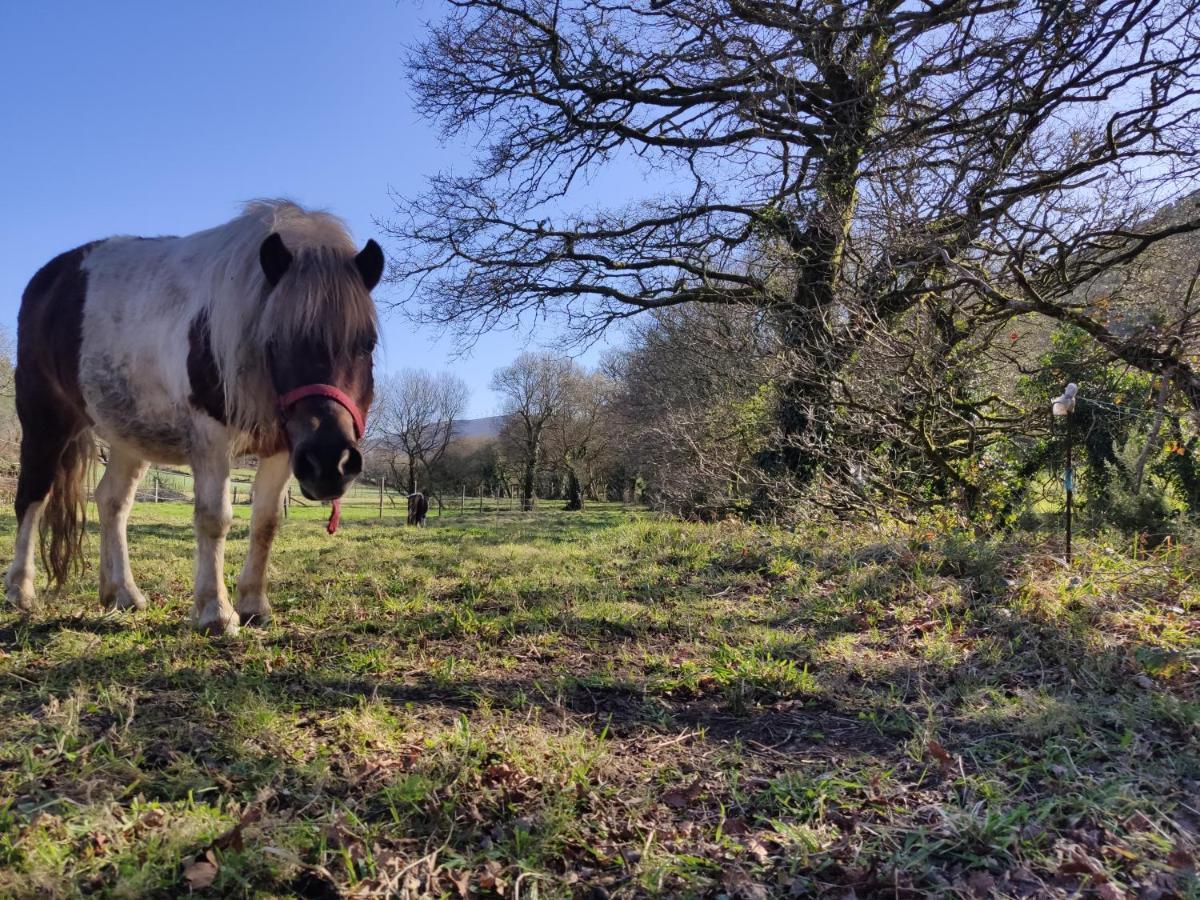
[235,452,291,627]
[189,432,237,636]
[95,446,149,610]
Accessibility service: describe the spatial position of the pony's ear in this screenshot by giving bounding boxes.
[259,233,293,288]
[355,239,385,291]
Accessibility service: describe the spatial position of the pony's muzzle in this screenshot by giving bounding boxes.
[292,439,363,501]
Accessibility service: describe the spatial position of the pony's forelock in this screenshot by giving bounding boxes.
[201,200,378,435]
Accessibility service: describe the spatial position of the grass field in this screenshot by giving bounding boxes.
[0,502,1197,898]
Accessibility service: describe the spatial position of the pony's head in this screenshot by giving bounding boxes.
[259,232,382,501]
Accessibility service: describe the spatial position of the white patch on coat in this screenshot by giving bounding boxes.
[79,200,376,457]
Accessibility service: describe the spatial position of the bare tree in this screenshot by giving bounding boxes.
[388,0,1200,490]
[375,369,470,496]
[543,370,615,510]
[610,305,788,519]
[492,353,580,510]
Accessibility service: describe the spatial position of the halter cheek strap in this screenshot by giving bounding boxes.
[277,384,366,534]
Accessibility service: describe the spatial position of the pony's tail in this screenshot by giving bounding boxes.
[40,427,95,590]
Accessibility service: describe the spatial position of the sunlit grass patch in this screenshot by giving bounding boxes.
[0,504,1196,895]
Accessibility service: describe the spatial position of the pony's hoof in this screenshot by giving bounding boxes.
[195,617,240,637]
[189,609,238,638]
[104,584,147,611]
[238,610,271,628]
[236,593,272,628]
[5,583,36,613]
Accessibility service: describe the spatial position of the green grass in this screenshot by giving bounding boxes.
[0,503,1197,897]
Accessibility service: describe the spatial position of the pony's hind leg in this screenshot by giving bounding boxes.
[235,452,291,627]
[5,414,81,611]
[189,425,237,636]
[5,499,45,612]
[95,446,149,610]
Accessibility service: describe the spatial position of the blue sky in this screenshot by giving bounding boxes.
[0,0,619,418]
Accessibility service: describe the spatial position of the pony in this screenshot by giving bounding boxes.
[4,201,382,635]
[407,491,428,527]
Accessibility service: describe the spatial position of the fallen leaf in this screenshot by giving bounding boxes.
[139,808,166,829]
[1102,843,1138,862]
[483,762,524,789]
[478,858,506,892]
[722,815,749,836]
[213,806,262,852]
[926,740,955,775]
[184,851,219,890]
[1168,842,1195,870]
[966,871,995,897]
[722,865,769,900]
[448,869,470,898]
[663,777,704,809]
[745,837,770,866]
[1124,811,1154,832]
[1059,848,1105,879]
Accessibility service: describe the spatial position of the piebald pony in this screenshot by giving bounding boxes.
[5,201,381,635]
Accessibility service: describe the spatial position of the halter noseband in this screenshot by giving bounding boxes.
[278,384,366,534]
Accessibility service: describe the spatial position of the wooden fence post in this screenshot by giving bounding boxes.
[379,476,385,519]
[461,485,466,514]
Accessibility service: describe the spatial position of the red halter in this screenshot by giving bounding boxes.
[277,384,366,534]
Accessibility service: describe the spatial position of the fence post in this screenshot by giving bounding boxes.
[461,484,466,514]
[479,483,484,512]
[379,476,385,519]
[154,468,159,503]
[284,488,290,519]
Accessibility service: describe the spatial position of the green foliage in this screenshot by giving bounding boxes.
[1015,326,1190,536]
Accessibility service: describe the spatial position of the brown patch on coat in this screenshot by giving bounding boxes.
[187,311,226,423]
[14,241,102,585]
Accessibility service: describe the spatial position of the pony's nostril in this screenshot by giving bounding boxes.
[340,447,363,478]
[294,442,360,487]
[299,450,322,481]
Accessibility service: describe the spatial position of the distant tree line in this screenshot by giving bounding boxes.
[362,352,625,512]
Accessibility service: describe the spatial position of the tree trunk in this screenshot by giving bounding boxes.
[564,465,583,511]
[407,457,417,496]
[761,31,891,498]
[521,458,536,511]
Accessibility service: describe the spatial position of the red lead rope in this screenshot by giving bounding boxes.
[277,384,366,534]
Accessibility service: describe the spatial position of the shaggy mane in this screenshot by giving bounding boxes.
[198,200,378,434]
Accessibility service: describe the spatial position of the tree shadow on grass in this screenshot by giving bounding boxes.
[2,592,1195,898]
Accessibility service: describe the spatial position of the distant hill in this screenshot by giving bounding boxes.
[452,415,505,440]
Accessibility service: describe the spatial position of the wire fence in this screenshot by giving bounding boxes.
[0,453,552,524]
[0,462,528,522]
